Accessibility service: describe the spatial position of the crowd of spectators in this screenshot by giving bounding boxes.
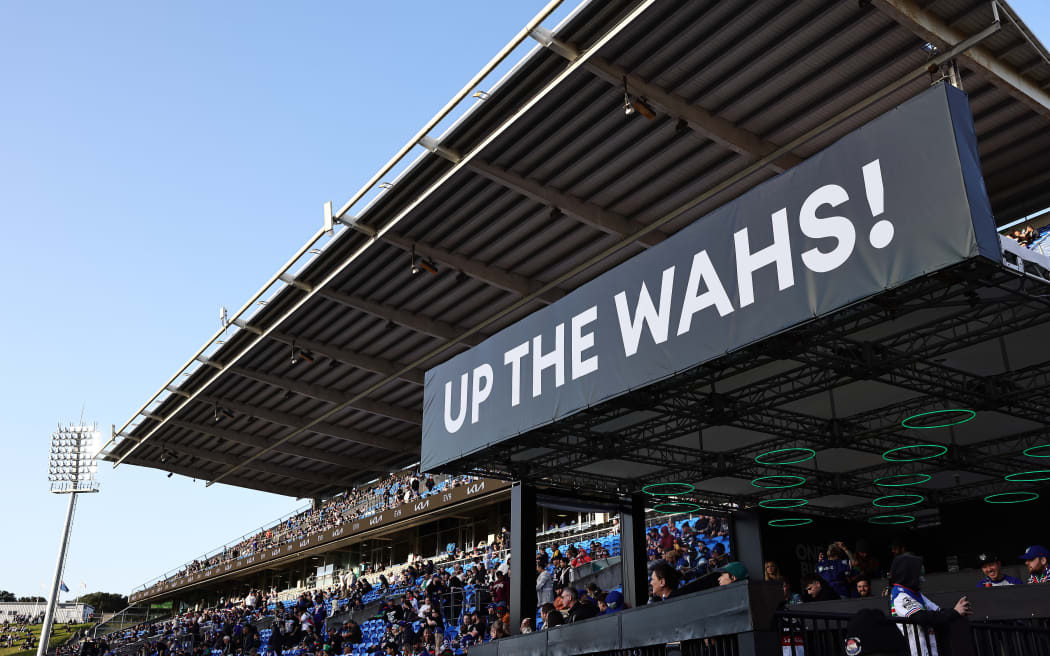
[1010,224,1043,247]
[79,516,635,656]
[80,506,1050,656]
[759,537,1050,613]
[165,473,477,583]
[1,616,40,650]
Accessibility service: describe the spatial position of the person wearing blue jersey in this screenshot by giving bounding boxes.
[816,542,855,598]
[889,553,971,656]
[975,553,1022,588]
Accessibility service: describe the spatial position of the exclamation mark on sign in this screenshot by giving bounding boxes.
[863,159,893,248]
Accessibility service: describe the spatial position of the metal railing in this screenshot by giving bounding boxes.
[777,610,1050,656]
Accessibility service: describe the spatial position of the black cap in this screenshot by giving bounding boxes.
[843,609,908,655]
[977,552,1000,564]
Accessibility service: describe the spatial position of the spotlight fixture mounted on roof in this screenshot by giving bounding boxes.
[410,244,438,275]
[290,342,315,365]
[622,77,656,120]
[213,404,235,422]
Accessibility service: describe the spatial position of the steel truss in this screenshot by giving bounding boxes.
[450,260,1050,518]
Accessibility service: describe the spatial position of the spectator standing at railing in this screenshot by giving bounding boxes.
[889,551,972,656]
[818,543,856,598]
[536,553,555,605]
[1021,545,1050,583]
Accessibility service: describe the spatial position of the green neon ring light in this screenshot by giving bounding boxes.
[984,491,1039,504]
[768,518,813,527]
[751,475,807,489]
[758,498,809,509]
[874,473,932,487]
[653,501,702,514]
[999,470,1050,480]
[1023,445,1050,458]
[901,408,976,429]
[754,447,816,466]
[641,482,696,496]
[873,494,925,508]
[882,444,948,462]
[868,514,916,525]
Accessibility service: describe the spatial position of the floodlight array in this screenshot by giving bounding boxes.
[47,425,100,493]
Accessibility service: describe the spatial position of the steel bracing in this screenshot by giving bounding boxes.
[448,260,1050,519]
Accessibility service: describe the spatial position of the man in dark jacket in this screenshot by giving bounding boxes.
[560,588,598,623]
[889,553,972,656]
[801,574,840,602]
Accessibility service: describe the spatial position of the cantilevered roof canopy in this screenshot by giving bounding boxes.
[104,0,1050,501]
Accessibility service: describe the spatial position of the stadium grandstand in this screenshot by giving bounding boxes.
[88,0,1050,654]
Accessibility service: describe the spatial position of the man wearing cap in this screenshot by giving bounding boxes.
[714,562,749,586]
[975,553,1022,587]
[601,590,626,614]
[1021,545,1050,583]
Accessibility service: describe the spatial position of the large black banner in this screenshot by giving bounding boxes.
[422,83,998,471]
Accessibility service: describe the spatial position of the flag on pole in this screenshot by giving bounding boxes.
[60,582,70,593]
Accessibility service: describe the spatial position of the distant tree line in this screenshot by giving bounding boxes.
[0,589,127,611]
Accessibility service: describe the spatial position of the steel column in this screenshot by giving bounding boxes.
[509,482,537,634]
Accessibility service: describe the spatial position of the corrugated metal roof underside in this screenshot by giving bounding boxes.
[109,0,1050,498]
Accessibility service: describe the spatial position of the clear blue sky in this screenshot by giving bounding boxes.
[1,0,1048,601]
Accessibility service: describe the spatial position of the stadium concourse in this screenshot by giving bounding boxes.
[96,0,1050,653]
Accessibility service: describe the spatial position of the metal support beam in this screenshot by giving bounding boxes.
[279,273,313,292]
[125,454,317,497]
[228,365,423,427]
[232,318,264,335]
[198,395,415,453]
[146,439,349,486]
[589,57,805,173]
[528,28,805,173]
[874,0,1050,119]
[731,510,765,585]
[528,26,578,61]
[509,482,537,635]
[317,289,486,347]
[168,418,379,472]
[382,232,565,304]
[418,136,462,163]
[165,385,191,398]
[270,331,425,385]
[469,159,668,246]
[620,493,649,609]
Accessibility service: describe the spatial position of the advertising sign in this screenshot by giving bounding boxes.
[422,84,997,471]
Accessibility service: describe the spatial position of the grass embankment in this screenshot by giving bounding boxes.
[0,623,94,656]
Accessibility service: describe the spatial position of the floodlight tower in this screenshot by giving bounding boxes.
[39,423,100,656]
